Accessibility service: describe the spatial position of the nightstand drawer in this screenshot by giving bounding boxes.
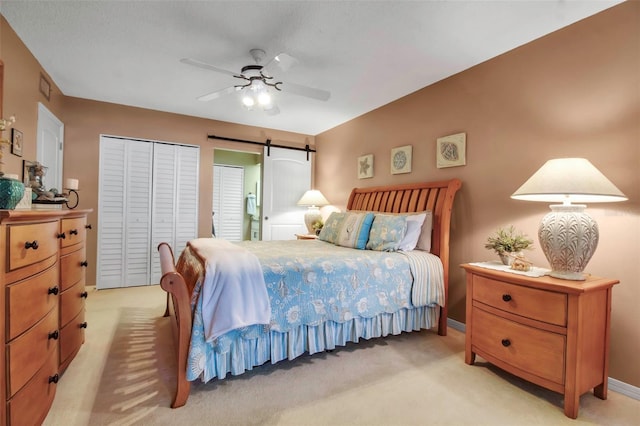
[473,275,567,326]
[472,306,566,384]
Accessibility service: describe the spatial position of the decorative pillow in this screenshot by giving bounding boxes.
[335,212,375,249]
[366,214,408,251]
[317,212,346,244]
[397,213,427,251]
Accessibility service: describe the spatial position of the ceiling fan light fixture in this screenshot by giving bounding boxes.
[257,91,271,106]
[241,93,255,108]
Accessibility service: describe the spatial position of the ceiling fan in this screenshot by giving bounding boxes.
[181,49,331,115]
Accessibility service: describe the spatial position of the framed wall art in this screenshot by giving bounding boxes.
[11,128,23,157]
[390,145,412,174]
[357,154,374,179]
[39,73,51,101]
[437,132,466,168]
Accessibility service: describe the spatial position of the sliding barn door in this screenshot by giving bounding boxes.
[261,147,310,240]
[97,136,199,289]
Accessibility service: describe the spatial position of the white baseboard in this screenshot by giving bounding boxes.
[445,317,639,401]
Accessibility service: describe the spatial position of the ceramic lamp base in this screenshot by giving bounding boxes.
[538,204,598,281]
[0,177,25,210]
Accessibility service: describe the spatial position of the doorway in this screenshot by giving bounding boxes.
[36,103,64,191]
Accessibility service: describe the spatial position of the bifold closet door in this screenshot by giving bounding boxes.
[150,143,199,284]
[97,137,153,289]
[97,137,199,289]
[213,165,244,242]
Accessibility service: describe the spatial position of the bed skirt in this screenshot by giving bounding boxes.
[192,304,439,383]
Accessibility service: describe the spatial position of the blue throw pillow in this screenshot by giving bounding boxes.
[335,212,375,250]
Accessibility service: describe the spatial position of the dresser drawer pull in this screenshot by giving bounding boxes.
[501,339,511,347]
[85,224,92,229]
[80,261,89,267]
[69,229,79,235]
[80,291,88,299]
[502,294,512,302]
[48,286,59,296]
[48,330,59,340]
[24,240,39,250]
[80,322,88,329]
[57,232,66,239]
[48,374,59,384]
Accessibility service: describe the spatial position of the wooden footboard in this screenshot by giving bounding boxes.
[157,242,192,408]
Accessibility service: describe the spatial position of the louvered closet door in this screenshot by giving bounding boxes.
[150,143,199,284]
[98,136,153,289]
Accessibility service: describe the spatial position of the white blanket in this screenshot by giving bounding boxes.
[188,238,270,342]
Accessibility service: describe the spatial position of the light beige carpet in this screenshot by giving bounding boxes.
[44,285,639,426]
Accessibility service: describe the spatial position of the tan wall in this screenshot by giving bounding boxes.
[316,2,640,386]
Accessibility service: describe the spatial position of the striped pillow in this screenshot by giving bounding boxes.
[335,212,375,249]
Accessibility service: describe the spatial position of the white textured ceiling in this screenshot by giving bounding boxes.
[1,1,622,135]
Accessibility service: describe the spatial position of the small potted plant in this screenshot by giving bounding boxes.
[485,225,533,265]
[312,218,324,235]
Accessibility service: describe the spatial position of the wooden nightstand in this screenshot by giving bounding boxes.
[295,233,318,240]
[461,263,618,419]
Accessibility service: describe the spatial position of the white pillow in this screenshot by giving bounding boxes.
[398,213,426,251]
[415,211,433,252]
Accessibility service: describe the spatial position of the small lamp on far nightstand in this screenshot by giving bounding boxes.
[511,158,627,281]
[297,189,329,234]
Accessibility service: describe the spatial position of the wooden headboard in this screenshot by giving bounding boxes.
[347,178,462,334]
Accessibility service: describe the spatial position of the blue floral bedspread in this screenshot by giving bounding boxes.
[186,239,441,381]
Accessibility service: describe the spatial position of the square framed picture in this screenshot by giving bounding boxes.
[11,128,23,157]
[357,154,374,179]
[39,73,51,101]
[390,145,412,174]
[437,132,466,168]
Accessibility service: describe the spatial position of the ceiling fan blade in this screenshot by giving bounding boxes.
[280,81,331,101]
[197,85,238,102]
[180,58,239,78]
[262,52,298,76]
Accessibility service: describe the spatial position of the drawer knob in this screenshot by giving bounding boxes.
[80,322,88,329]
[48,374,59,384]
[69,229,79,235]
[48,330,59,340]
[57,232,66,239]
[501,339,511,347]
[24,240,39,250]
[48,286,59,296]
[80,291,88,299]
[80,260,89,267]
[85,224,92,230]
[502,294,512,302]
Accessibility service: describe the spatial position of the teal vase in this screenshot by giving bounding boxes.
[0,177,25,210]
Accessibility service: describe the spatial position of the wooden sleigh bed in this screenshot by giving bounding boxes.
[158,179,462,408]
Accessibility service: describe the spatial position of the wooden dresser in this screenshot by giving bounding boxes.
[461,264,618,419]
[1,209,91,425]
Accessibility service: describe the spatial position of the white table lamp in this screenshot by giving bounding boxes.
[297,189,329,234]
[511,158,627,280]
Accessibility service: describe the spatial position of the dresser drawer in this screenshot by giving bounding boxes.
[60,216,87,249]
[6,263,59,340]
[7,220,60,272]
[7,346,58,426]
[61,280,86,328]
[472,306,566,385]
[61,309,86,366]
[60,247,86,291]
[7,305,59,397]
[473,275,567,326]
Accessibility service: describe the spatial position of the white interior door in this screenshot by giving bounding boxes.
[261,147,310,240]
[213,164,244,241]
[36,103,63,191]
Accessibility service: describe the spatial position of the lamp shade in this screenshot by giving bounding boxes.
[511,158,627,204]
[297,190,329,207]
